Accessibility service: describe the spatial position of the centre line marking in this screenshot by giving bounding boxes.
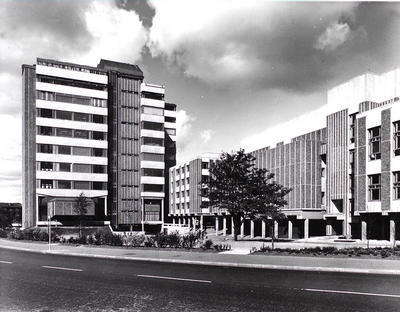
[0,260,13,264]
[301,288,400,299]
[42,265,83,272]
[137,274,212,284]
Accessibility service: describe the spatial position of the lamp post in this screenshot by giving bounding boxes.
[48,214,51,252]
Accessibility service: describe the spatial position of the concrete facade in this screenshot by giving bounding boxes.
[22,58,176,231]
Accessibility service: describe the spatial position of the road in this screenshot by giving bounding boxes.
[1,248,400,311]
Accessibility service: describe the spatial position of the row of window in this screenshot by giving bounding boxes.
[38,179,107,190]
[37,60,107,76]
[37,162,107,174]
[368,172,400,201]
[38,126,107,140]
[368,121,400,160]
[37,144,107,157]
[37,76,107,91]
[37,90,107,107]
[37,108,107,124]
[173,203,190,210]
[175,190,190,198]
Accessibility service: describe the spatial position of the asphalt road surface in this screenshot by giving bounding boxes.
[1,248,400,312]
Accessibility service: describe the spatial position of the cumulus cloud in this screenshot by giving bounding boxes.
[176,110,195,152]
[315,22,351,51]
[148,0,358,91]
[200,129,213,144]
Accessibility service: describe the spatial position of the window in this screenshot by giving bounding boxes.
[58,180,71,189]
[56,128,73,137]
[368,127,381,160]
[74,112,89,122]
[59,163,71,172]
[73,146,91,156]
[93,165,106,173]
[176,180,180,187]
[58,145,71,155]
[74,181,90,190]
[93,148,106,157]
[93,182,106,190]
[141,91,164,101]
[349,113,356,143]
[394,172,400,200]
[141,168,164,177]
[40,162,53,171]
[186,190,190,197]
[368,174,381,201]
[74,129,89,139]
[141,106,163,116]
[141,121,163,131]
[166,128,176,135]
[39,108,53,118]
[143,184,164,192]
[40,179,53,189]
[73,164,91,173]
[92,131,105,140]
[39,126,53,136]
[165,116,176,123]
[142,153,164,162]
[394,121,400,156]
[202,162,209,169]
[55,111,72,120]
[141,137,164,146]
[38,144,52,154]
[92,114,105,124]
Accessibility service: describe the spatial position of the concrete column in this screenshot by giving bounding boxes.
[223,216,227,236]
[390,218,396,244]
[192,217,196,229]
[304,219,309,239]
[178,217,181,225]
[231,217,235,238]
[183,217,186,225]
[261,220,266,239]
[240,217,245,238]
[326,223,333,236]
[250,220,255,238]
[288,220,293,239]
[200,215,204,231]
[215,216,219,235]
[172,217,175,225]
[361,220,367,241]
[274,220,279,238]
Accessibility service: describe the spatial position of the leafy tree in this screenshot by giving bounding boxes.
[202,149,291,241]
[74,193,90,238]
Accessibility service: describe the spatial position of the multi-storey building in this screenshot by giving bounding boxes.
[22,58,176,231]
[168,68,400,242]
[169,153,219,230]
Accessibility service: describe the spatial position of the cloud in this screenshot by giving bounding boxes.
[176,110,195,152]
[200,129,213,144]
[241,105,329,153]
[315,22,351,51]
[148,0,358,91]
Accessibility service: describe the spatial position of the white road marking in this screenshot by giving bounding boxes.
[300,288,400,299]
[0,260,12,264]
[137,274,212,284]
[41,265,83,272]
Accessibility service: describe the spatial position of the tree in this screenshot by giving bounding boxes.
[74,193,90,238]
[202,149,291,241]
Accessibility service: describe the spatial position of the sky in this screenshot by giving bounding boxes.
[1,0,400,203]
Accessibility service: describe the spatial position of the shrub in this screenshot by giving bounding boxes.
[144,236,155,247]
[201,239,213,250]
[87,235,95,245]
[123,234,146,247]
[0,228,8,238]
[181,230,204,249]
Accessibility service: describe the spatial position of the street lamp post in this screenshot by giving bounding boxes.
[48,215,51,252]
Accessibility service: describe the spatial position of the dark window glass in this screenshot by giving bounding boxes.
[141,121,163,131]
[74,112,89,122]
[143,184,164,192]
[39,126,53,136]
[368,174,381,201]
[58,180,71,189]
[93,148,106,157]
[59,163,71,172]
[92,131,105,140]
[142,153,164,162]
[40,162,53,171]
[141,91,164,101]
[73,164,91,173]
[92,114,105,123]
[93,182,106,190]
[72,146,91,156]
[74,129,89,139]
[39,108,53,118]
[141,168,164,177]
[58,145,71,155]
[141,137,164,146]
[165,116,176,123]
[38,144,53,154]
[74,181,90,190]
[93,165,106,173]
[55,111,72,120]
[56,128,73,137]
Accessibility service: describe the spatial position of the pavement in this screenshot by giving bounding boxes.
[1,237,400,275]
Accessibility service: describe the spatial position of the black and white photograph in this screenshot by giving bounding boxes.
[1,0,400,311]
